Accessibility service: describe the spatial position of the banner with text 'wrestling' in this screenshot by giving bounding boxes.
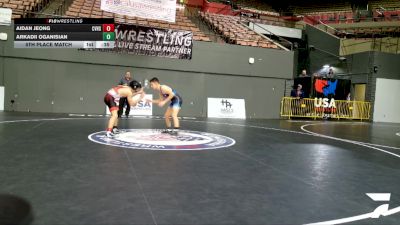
[114,24,193,59]
[101,0,176,23]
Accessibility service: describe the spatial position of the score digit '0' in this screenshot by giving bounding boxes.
[103,24,115,32]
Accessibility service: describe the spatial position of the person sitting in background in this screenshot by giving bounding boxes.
[291,84,305,98]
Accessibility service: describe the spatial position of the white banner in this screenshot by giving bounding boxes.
[207,98,246,119]
[0,8,12,26]
[107,94,153,116]
[0,86,4,111]
[101,0,176,23]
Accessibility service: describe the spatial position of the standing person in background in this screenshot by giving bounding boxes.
[327,68,335,78]
[299,69,309,77]
[291,84,305,98]
[118,71,132,118]
[290,84,305,117]
[346,93,351,101]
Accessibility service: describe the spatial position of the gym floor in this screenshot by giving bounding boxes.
[0,112,399,225]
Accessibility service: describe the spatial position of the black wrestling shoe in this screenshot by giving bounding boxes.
[161,129,171,134]
[169,131,178,136]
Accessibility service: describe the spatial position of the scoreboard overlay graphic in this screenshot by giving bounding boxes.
[14,18,115,49]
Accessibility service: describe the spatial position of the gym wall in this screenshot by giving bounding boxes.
[0,23,294,118]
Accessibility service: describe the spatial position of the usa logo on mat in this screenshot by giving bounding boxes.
[88,129,235,150]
